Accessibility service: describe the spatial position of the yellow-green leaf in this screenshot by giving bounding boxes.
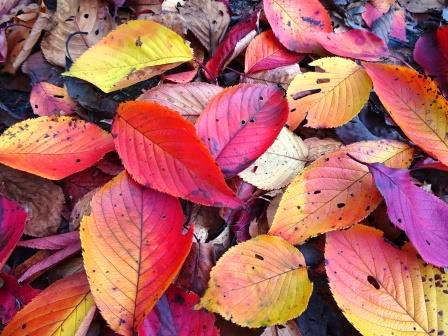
[326,224,448,336]
[64,20,193,93]
[198,234,313,328]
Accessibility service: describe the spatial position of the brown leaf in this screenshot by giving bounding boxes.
[177,0,230,52]
[0,164,64,237]
[243,64,301,89]
[69,188,94,231]
[303,137,343,162]
[41,0,114,67]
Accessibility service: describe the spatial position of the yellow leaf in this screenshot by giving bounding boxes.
[238,127,308,190]
[1,272,95,336]
[326,224,448,336]
[64,20,193,93]
[269,140,413,245]
[287,57,372,129]
[198,234,313,328]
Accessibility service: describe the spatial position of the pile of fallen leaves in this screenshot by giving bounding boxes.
[0,0,447,335]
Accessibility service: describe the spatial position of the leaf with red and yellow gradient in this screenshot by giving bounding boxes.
[286,57,372,129]
[196,84,288,178]
[326,224,448,336]
[112,101,241,208]
[80,172,193,335]
[244,30,303,74]
[198,234,313,328]
[364,63,448,166]
[0,116,114,180]
[263,0,332,53]
[139,286,219,336]
[64,20,193,93]
[269,140,413,245]
[1,272,95,336]
[0,196,26,269]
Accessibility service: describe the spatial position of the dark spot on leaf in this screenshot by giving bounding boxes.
[255,254,264,260]
[367,275,380,289]
[337,203,345,208]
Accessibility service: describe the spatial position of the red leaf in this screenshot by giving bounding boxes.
[113,101,241,208]
[196,84,288,177]
[367,162,448,267]
[17,231,79,250]
[205,13,258,80]
[315,29,389,61]
[0,273,40,324]
[139,286,219,336]
[0,196,26,269]
[414,27,448,96]
[245,30,304,74]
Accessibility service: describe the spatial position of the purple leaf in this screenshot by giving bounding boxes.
[17,231,79,250]
[367,162,448,267]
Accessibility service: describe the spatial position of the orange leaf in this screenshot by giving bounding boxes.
[112,101,241,208]
[80,172,193,335]
[269,140,413,245]
[0,116,114,180]
[1,272,95,336]
[263,0,332,53]
[198,234,312,327]
[364,63,448,166]
[326,224,448,336]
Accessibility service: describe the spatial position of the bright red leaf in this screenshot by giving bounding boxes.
[196,84,289,178]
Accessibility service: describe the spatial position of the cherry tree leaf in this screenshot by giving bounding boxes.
[364,63,448,166]
[196,84,288,178]
[112,101,241,208]
[286,57,372,129]
[80,172,193,335]
[0,116,114,180]
[30,82,77,116]
[198,234,313,327]
[64,20,193,93]
[263,0,332,53]
[1,272,94,336]
[326,224,448,336]
[269,140,413,245]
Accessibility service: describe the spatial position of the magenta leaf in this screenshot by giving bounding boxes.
[17,231,79,250]
[368,162,448,267]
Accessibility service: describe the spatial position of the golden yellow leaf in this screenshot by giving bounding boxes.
[287,57,372,129]
[64,20,193,93]
[198,234,313,328]
[326,224,448,336]
[269,140,413,245]
[238,127,308,190]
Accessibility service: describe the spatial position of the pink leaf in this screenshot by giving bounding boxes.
[315,29,389,61]
[139,286,219,336]
[196,84,288,177]
[17,231,79,250]
[367,162,448,267]
[0,196,26,270]
[30,82,77,116]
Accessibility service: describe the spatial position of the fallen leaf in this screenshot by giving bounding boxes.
[138,82,223,123]
[0,196,26,269]
[69,189,94,231]
[205,13,258,80]
[1,272,95,336]
[269,140,413,245]
[0,273,39,324]
[245,30,303,75]
[18,231,79,250]
[64,20,193,93]
[367,162,448,267]
[139,286,219,336]
[80,172,193,335]
[177,0,230,52]
[0,164,64,237]
[243,63,301,89]
[263,0,332,53]
[303,137,343,162]
[397,0,445,13]
[315,29,389,61]
[41,0,114,67]
[238,127,308,190]
[196,84,288,177]
[364,63,448,166]
[113,101,241,208]
[326,224,448,336]
[30,82,77,116]
[198,234,313,327]
[286,57,372,129]
[0,116,114,180]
